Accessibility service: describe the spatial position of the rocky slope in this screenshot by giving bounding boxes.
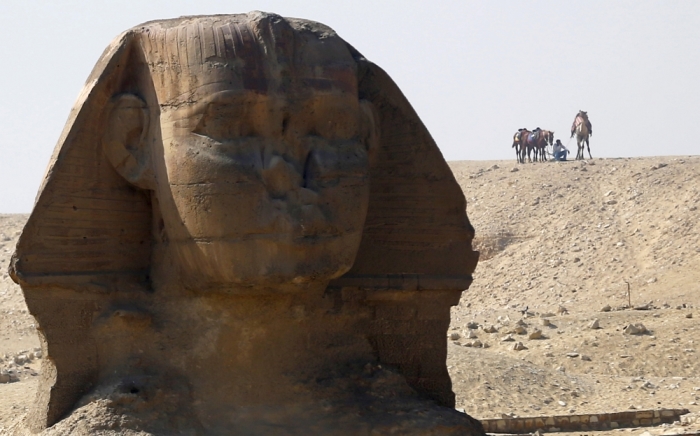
[447,156,700,431]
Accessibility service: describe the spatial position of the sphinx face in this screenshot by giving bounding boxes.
[152,48,374,290]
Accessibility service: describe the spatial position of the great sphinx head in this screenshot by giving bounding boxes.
[10,12,480,434]
[40,13,380,293]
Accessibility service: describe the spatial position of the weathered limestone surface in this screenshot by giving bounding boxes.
[10,12,481,435]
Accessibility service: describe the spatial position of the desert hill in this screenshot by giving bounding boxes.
[1,155,699,434]
[447,156,699,429]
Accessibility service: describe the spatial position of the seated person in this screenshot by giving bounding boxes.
[553,139,569,161]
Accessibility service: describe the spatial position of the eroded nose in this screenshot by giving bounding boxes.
[261,155,302,197]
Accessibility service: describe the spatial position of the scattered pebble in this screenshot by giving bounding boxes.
[623,323,648,335]
[528,329,543,340]
[483,325,498,333]
[512,342,527,351]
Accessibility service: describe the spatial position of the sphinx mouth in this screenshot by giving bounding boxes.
[189,228,350,244]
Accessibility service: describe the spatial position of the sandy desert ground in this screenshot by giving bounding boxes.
[1,155,699,434]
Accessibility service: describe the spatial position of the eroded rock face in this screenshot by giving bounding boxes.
[10,12,481,435]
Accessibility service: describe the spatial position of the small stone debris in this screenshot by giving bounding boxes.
[501,334,515,342]
[641,381,656,389]
[566,352,580,358]
[449,332,461,341]
[514,326,527,335]
[623,323,648,335]
[588,319,601,329]
[686,313,693,319]
[512,342,527,351]
[528,329,543,340]
[541,318,551,326]
[0,371,18,384]
[581,355,592,361]
[515,319,527,327]
[483,325,498,333]
[466,321,479,329]
[680,412,700,425]
[601,304,612,312]
[465,330,477,339]
[510,167,519,173]
[558,400,567,406]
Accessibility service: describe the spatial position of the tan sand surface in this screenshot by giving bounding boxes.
[2,156,700,434]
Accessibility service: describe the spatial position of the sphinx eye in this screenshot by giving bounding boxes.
[193,102,254,142]
[312,100,360,141]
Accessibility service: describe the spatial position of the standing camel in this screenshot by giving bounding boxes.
[570,110,592,160]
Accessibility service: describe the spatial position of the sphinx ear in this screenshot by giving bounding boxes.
[102,94,155,190]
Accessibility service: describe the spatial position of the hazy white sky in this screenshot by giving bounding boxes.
[1,0,698,212]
